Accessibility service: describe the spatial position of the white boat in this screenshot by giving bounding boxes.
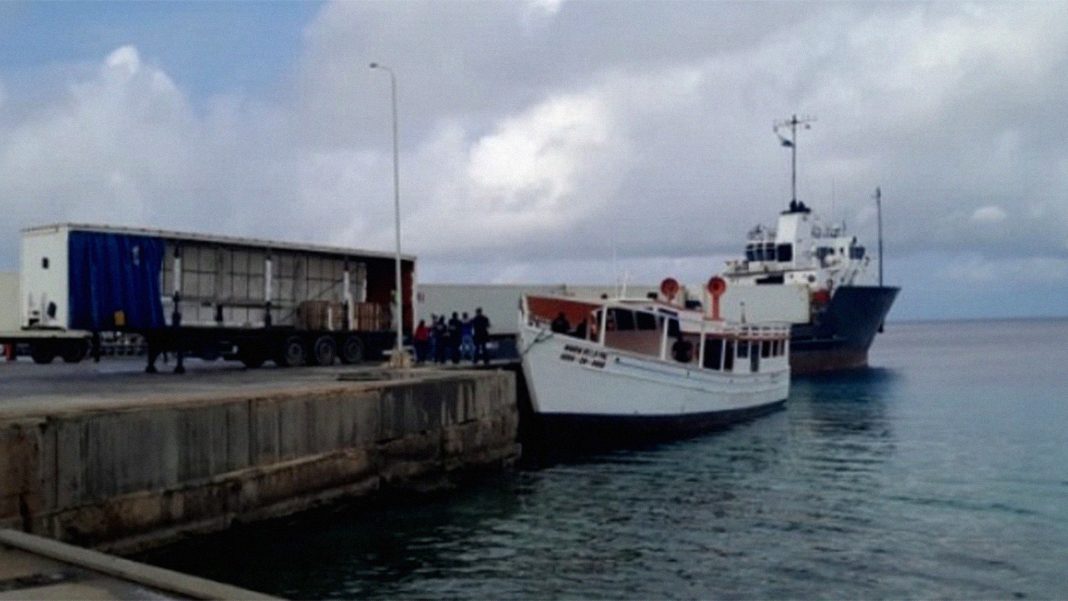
[518,281,791,449]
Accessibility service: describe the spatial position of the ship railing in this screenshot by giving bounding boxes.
[728,323,792,340]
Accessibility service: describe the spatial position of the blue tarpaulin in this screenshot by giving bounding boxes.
[68,231,166,331]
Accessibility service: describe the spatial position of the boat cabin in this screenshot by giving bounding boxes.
[523,295,790,375]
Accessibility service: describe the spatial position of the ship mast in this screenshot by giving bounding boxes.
[875,186,884,287]
[774,114,816,206]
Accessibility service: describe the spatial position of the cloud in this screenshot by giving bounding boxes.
[972,205,1007,224]
[0,44,311,265]
[2,2,1068,319]
[523,0,565,19]
[942,254,1068,285]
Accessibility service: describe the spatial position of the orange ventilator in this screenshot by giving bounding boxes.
[811,289,831,305]
[659,277,680,302]
[707,276,727,320]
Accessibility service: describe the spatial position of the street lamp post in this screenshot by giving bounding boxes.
[370,62,407,367]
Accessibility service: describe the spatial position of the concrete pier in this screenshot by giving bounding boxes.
[0,362,519,553]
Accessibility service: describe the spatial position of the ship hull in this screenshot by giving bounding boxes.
[789,285,899,374]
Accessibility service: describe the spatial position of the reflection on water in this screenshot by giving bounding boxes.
[142,321,1068,599]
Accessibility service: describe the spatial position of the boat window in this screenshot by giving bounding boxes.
[777,244,793,262]
[738,340,749,358]
[761,340,771,358]
[41,257,49,269]
[609,309,635,331]
[635,312,657,330]
[850,246,866,260]
[666,317,680,337]
[723,341,734,371]
[703,339,722,370]
[745,245,756,261]
[764,243,776,261]
[750,351,759,373]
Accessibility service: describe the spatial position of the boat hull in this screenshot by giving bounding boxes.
[790,285,899,374]
[528,400,786,453]
[519,325,790,448]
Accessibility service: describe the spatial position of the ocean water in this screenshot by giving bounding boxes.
[141,319,1068,599]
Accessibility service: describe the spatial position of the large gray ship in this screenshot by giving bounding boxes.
[720,200,898,374]
[719,116,899,374]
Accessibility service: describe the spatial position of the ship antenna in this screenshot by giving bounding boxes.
[874,186,884,287]
[774,114,816,207]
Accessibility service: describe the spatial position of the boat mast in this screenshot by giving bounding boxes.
[875,186,883,287]
[774,114,816,206]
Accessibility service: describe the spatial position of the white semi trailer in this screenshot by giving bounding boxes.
[0,224,416,373]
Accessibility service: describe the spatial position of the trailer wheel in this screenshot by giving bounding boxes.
[60,340,90,363]
[339,335,364,365]
[275,336,306,367]
[311,336,337,366]
[30,344,56,365]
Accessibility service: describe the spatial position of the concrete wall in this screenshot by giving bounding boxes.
[0,371,518,552]
[0,272,18,331]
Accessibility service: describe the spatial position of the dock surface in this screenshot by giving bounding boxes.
[0,358,391,418]
[0,357,520,418]
[0,529,275,600]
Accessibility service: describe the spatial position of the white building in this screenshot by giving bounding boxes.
[0,272,18,332]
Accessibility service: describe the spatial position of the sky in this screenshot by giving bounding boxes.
[0,1,1066,321]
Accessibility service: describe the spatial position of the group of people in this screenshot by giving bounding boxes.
[550,311,589,339]
[412,308,491,365]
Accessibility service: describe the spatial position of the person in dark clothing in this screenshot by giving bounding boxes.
[472,307,491,365]
[460,312,475,361]
[572,319,588,340]
[672,334,693,363]
[427,314,438,360]
[433,316,447,364]
[551,312,570,334]
[447,312,463,364]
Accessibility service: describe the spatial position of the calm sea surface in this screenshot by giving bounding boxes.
[141,319,1068,599]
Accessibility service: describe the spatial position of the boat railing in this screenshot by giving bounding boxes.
[522,295,789,338]
[730,323,792,340]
